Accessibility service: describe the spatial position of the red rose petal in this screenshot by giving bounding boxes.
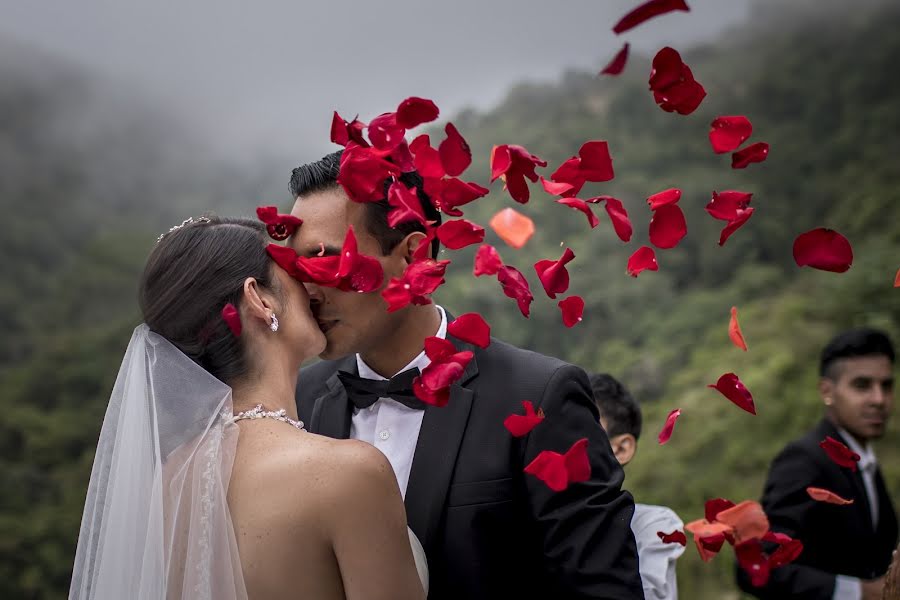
[613,0,690,34]
[436,218,485,250]
[387,181,427,228]
[627,246,658,277]
[657,530,687,546]
[578,141,615,181]
[558,295,585,328]
[503,400,545,437]
[423,176,489,216]
[705,498,736,523]
[497,265,534,317]
[524,438,590,492]
[709,116,753,154]
[474,244,504,277]
[540,176,576,197]
[819,436,860,471]
[490,144,547,203]
[715,500,769,544]
[768,536,804,569]
[266,243,303,279]
[381,259,450,312]
[649,47,706,115]
[647,188,682,209]
[731,142,769,169]
[684,519,734,562]
[718,207,755,246]
[658,408,682,444]
[256,206,303,241]
[221,303,241,337]
[708,373,756,415]
[706,190,753,221]
[600,42,630,76]
[735,539,771,587]
[806,486,855,505]
[534,248,576,299]
[330,111,368,147]
[438,123,472,177]
[894,268,900,287]
[337,144,402,203]
[367,112,406,152]
[447,312,491,348]
[410,135,446,179]
[412,342,473,408]
[649,204,687,249]
[556,198,600,229]
[396,96,439,129]
[793,228,853,273]
[592,196,632,242]
[489,207,536,249]
[729,306,748,351]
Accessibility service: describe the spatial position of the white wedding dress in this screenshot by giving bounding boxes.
[70,325,428,599]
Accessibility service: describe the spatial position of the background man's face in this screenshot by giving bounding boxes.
[824,354,894,443]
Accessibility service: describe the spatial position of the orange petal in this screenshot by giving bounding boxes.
[894,267,900,287]
[807,486,855,505]
[489,207,535,249]
[684,519,733,562]
[729,306,748,351]
[715,500,769,544]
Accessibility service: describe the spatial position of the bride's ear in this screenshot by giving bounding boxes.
[240,277,277,327]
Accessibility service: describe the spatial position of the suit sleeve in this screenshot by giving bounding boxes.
[523,364,644,599]
[736,443,837,599]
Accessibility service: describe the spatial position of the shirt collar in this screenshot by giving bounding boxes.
[836,425,877,470]
[356,305,447,381]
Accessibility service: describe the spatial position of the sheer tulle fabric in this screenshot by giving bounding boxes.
[70,324,247,600]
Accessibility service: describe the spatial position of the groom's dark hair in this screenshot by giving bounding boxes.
[139,216,282,385]
[289,150,442,259]
[589,373,642,440]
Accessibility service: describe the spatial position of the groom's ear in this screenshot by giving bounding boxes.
[398,231,428,264]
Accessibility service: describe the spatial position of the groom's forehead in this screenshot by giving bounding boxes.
[289,188,367,254]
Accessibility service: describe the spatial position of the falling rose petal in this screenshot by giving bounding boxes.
[657,530,687,546]
[819,436,860,471]
[649,204,687,249]
[729,306,748,351]
[657,408,682,444]
[768,536,804,569]
[413,344,473,408]
[503,400,546,437]
[410,134,446,179]
[647,188,682,209]
[548,157,585,197]
[708,373,756,415]
[256,206,303,241]
[396,96,439,129]
[592,196,633,242]
[705,498,736,523]
[412,222,438,262]
[540,176,576,196]
[524,438,590,492]
[221,303,241,337]
[684,519,734,562]
[894,268,900,287]
[474,244,504,277]
[438,123,472,177]
[381,259,450,312]
[806,487,855,505]
[613,0,690,34]
[793,228,853,273]
[367,112,407,152]
[337,144,402,203]
[601,42,630,76]
[558,296,585,328]
[627,246,659,277]
[498,265,534,317]
[709,116,753,154]
[718,207,755,246]
[732,142,770,169]
[489,207,536,249]
[335,225,385,293]
[735,539,771,587]
[387,181,427,228]
[706,190,753,221]
[534,248,576,299]
[490,144,547,203]
[423,176,489,216]
[389,140,415,173]
[556,198,600,229]
[330,111,368,148]
[578,141,615,181]
[649,47,706,115]
[436,219,485,250]
[715,501,769,544]
[265,243,303,279]
[447,312,491,348]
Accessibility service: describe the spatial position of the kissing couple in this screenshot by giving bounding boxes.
[69,150,644,599]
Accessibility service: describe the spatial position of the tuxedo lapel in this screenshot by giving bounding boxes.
[404,341,478,552]
[826,420,877,535]
[308,357,355,439]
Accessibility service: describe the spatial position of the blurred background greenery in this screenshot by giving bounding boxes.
[1,1,898,598]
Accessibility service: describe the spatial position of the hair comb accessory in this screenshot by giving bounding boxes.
[156,216,211,243]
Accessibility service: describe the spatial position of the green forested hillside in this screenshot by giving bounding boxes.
[1,2,898,598]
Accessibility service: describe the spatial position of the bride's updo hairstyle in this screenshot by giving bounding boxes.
[139,215,281,385]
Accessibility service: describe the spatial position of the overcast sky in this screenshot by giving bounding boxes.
[1,0,750,161]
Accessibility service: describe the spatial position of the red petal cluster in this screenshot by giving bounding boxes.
[707,190,755,246]
[256,206,303,241]
[474,244,504,277]
[559,295,585,328]
[613,0,690,34]
[422,176,489,217]
[601,43,630,76]
[649,47,706,115]
[709,116,753,154]
[547,141,615,198]
[387,181,427,228]
[729,306,748,351]
[793,228,853,273]
[412,337,473,407]
[708,373,756,415]
[806,486,854,505]
[819,436,860,471]
[381,259,450,312]
[647,188,687,249]
[534,248,576,299]
[504,400,545,437]
[498,265,534,317]
[447,313,491,348]
[292,226,384,292]
[658,408,682,444]
[330,111,368,147]
[221,303,241,337]
[627,246,659,277]
[524,438,591,492]
[436,219,485,250]
[491,144,548,203]
[337,143,403,203]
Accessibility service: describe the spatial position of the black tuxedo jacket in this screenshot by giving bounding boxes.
[296,332,643,599]
[737,418,898,598]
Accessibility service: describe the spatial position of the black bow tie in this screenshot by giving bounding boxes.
[337,368,427,411]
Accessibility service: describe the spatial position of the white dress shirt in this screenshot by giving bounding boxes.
[631,504,685,600]
[350,305,447,499]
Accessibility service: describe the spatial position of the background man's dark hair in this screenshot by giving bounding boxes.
[289,150,442,259]
[589,373,642,440]
[819,327,896,379]
[139,216,282,385]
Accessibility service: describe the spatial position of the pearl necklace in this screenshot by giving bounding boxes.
[232,404,305,430]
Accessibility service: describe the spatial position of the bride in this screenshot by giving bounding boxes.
[69,216,427,600]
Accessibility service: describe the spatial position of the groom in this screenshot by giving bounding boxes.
[289,151,643,599]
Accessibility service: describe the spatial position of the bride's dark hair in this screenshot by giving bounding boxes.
[139,215,280,385]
